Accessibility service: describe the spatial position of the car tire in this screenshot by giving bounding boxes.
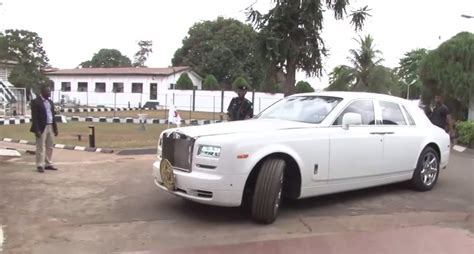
[411,147,440,191]
[251,158,285,224]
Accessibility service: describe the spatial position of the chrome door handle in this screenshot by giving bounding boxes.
[370,132,386,135]
[370,132,395,135]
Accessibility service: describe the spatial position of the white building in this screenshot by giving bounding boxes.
[45,66,203,108]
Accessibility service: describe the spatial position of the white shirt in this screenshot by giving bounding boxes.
[41,96,53,124]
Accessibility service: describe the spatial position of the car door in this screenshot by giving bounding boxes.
[377,100,423,175]
[329,99,384,181]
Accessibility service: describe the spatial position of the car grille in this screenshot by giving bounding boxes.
[162,132,195,172]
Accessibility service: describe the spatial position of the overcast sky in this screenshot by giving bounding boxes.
[1,0,473,89]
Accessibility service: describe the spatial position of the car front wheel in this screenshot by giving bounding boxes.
[251,158,286,224]
[411,147,440,191]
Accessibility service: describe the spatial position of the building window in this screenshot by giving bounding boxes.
[95,82,106,93]
[169,83,176,90]
[150,83,157,100]
[78,82,88,92]
[61,82,71,92]
[113,82,124,93]
[132,83,143,93]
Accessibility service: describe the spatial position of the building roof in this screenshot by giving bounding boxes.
[0,59,19,66]
[43,66,192,76]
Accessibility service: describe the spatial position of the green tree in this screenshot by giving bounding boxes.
[419,32,474,120]
[232,76,251,90]
[0,33,10,60]
[172,17,263,87]
[176,73,194,90]
[133,40,153,67]
[295,81,315,93]
[247,0,370,96]
[1,29,51,95]
[326,35,399,95]
[203,74,219,90]
[79,49,132,68]
[395,48,428,99]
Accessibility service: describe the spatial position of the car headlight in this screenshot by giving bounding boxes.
[198,145,221,158]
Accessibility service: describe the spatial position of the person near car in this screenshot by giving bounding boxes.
[227,85,254,121]
[429,94,454,136]
[30,86,59,173]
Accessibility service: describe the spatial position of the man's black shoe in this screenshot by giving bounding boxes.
[45,166,58,170]
[37,167,44,173]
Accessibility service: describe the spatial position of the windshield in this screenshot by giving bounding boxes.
[256,96,342,124]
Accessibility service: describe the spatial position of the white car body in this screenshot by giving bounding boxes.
[153,92,450,208]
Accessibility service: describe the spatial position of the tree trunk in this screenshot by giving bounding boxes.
[283,58,296,96]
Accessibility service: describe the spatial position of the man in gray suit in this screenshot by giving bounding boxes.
[30,86,59,173]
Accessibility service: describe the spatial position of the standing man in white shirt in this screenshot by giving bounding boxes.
[30,86,59,173]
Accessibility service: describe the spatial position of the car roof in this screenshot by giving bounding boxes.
[291,91,408,104]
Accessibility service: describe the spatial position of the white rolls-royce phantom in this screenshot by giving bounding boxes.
[153,92,450,224]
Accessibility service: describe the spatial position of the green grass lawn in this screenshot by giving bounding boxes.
[62,110,225,120]
[0,122,171,149]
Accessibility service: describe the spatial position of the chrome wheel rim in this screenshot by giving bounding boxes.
[420,152,438,186]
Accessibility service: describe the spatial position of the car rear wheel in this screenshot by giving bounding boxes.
[411,147,440,191]
[251,158,286,224]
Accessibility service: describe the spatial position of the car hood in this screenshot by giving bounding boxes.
[167,118,316,138]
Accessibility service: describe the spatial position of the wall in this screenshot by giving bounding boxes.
[46,70,203,108]
[46,71,283,113]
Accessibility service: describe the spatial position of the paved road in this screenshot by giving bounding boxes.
[0,142,472,253]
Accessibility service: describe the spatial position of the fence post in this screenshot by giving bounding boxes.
[192,87,196,111]
[189,95,192,120]
[172,93,175,105]
[165,94,168,121]
[252,90,255,106]
[86,90,89,117]
[220,90,225,121]
[259,97,262,112]
[113,91,116,118]
[213,96,215,121]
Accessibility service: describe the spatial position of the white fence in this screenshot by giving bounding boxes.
[51,89,284,114]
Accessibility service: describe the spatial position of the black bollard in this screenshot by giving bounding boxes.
[88,125,95,148]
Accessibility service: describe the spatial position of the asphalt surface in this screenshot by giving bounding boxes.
[0,141,472,253]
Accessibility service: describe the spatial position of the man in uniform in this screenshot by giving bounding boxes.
[429,94,454,136]
[227,85,254,121]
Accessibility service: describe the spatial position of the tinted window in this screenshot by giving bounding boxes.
[379,101,407,125]
[334,100,375,125]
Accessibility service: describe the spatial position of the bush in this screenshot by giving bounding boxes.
[176,73,194,90]
[456,121,474,147]
[203,74,219,90]
[295,81,315,93]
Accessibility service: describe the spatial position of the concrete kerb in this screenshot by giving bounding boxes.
[1,116,225,126]
[65,116,225,125]
[0,137,114,154]
[452,144,474,155]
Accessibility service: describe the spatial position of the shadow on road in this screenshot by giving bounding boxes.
[163,182,411,224]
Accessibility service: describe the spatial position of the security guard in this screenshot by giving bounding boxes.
[227,85,254,121]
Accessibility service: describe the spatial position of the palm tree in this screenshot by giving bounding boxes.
[395,48,428,99]
[326,35,399,95]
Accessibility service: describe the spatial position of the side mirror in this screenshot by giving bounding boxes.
[342,112,362,130]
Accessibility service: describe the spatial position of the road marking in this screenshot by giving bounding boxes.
[453,145,467,152]
[0,225,5,252]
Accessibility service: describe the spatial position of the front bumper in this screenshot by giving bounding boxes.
[152,159,246,207]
